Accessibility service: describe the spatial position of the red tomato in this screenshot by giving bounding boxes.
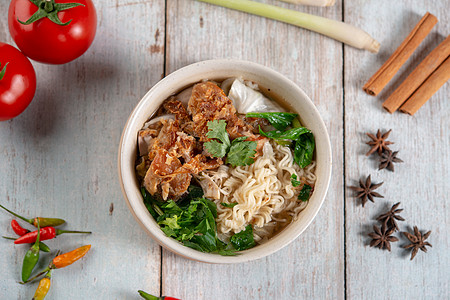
[8,0,97,64]
[0,42,37,121]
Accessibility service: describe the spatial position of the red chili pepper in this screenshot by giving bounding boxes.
[11,219,29,236]
[138,290,181,300]
[2,236,51,252]
[14,227,91,244]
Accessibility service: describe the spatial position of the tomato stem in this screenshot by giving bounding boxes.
[0,62,8,80]
[44,0,54,12]
[18,0,85,26]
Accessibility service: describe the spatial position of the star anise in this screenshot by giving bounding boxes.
[349,175,384,207]
[376,202,405,231]
[365,129,393,156]
[379,150,403,172]
[368,224,398,251]
[403,226,432,260]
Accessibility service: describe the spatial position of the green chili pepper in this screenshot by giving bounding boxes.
[0,204,66,227]
[21,220,41,282]
[38,242,51,253]
[21,251,61,284]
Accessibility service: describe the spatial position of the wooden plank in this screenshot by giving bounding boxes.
[163,1,344,299]
[344,2,450,299]
[0,1,165,298]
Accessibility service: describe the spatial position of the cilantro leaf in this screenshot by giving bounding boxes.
[230,225,256,251]
[204,140,228,158]
[203,121,258,167]
[205,120,230,145]
[204,120,230,158]
[232,136,249,143]
[226,139,257,167]
[290,174,301,187]
[298,184,312,201]
[246,112,298,131]
[221,202,238,208]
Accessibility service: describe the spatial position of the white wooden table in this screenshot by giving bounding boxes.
[1,1,449,299]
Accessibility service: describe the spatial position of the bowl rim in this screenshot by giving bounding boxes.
[118,59,332,263]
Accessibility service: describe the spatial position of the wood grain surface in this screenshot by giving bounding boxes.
[163,1,344,299]
[0,0,448,299]
[344,1,449,299]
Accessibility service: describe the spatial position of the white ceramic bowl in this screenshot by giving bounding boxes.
[118,59,332,263]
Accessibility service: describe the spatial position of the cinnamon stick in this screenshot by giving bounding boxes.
[363,12,437,96]
[383,35,450,113]
[399,56,450,115]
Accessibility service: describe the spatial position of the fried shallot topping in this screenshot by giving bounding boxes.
[188,82,251,141]
[142,81,268,200]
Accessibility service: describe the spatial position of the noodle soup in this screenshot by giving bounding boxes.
[135,78,316,254]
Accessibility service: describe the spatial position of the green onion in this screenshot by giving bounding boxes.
[279,0,335,7]
[197,0,380,53]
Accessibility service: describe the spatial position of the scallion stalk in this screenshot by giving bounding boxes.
[279,0,336,7]
[197,0,380,53]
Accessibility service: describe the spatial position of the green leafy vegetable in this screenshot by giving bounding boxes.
[221,202,238,208]
[141,186,257,255]
[204,120,231,158]
[246,112,298,131]
[260,126,315,168]
[290,174,301,187]
[230,225,256,251]
[259,126,310,141]
[298,184,312,201]
[294,133,315,168]
[292,117,301,128]
[217,248,238,256]
[141,187,163,218]
[226,138,257,167]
